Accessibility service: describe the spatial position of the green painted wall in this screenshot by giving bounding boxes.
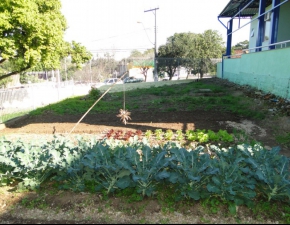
[217,47,290,99]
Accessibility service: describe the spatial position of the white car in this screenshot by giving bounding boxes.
[103,78,123,85]
[162,74,179,81]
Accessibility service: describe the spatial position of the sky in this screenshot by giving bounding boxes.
[60,0,251,60]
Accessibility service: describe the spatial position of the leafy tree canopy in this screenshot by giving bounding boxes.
[157,30,224,79]
[233,40,249,49]
[127,49,154,81]
[0,0,92,81]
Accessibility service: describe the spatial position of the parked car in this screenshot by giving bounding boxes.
[123,77,144,83]
[103,78,123,85]
[162,74,179,81]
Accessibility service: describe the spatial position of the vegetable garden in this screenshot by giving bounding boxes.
[0,78,290,223]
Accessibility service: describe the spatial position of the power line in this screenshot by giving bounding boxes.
[89,47,153,52]
[90,28,153,42]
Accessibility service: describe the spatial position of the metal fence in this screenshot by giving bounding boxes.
[0,81,92,123]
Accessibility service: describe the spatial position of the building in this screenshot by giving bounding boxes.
[217,0,290,99]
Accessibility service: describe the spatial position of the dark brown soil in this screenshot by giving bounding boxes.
[1,77,289,156]
[2,110,240,135]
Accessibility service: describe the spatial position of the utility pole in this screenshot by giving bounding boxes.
[64,57,67,82]
[90,59,92,85]
[144,7,159,82]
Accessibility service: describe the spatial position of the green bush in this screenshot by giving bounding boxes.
[88,87,102,100]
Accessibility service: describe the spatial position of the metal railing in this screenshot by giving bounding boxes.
[223,39,290,59]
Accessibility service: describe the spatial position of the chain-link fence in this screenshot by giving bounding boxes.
[156,57,222,78]
[0,81,91,123]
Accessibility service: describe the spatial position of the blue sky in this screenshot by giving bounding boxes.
[61,0,251,60]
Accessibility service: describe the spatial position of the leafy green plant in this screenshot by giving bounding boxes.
[115,187,143,203]
[208,144,257,207]
[80,142,133,194]
[154,129,164,141]
[207,130,220,142]
[217,129,234,142]
[1,135,290,212]
[196,129,209,143]
[201,197,224,214]
[237,144,290,202]
[164,129,174,140]
[185,130,197,141]
[175,130,184,141]
[167,145,213,201]
[87,87,102,100]
[144,130,153,139]
[125,144,170,197]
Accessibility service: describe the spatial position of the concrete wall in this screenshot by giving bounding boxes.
[0,82,92,123]
[217,47,290,99]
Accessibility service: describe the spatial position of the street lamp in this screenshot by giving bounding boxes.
[144,7,159,82]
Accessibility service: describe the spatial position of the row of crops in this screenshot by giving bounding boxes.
[0,135,289,209]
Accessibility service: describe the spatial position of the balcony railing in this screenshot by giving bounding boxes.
[223,39,290,59]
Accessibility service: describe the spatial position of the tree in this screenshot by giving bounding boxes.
[157,30,224,79]
[233,40,249,50]
[157,32,199,80]
[69,41,92,69]
[157,35,184,80]
[167,32,199,79]
[129,50,143,58]
[188,30,224,78]
[75,53,119,83]
[0,0,92,82]
[132,59,154,82]
[127,49,154,82]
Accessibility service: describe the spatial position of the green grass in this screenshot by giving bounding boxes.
[0,110,30,123]
[25,79,267,121]
[276,132,290,148]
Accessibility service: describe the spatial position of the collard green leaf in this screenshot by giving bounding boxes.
[188,190,200,200]
[116,176,131,189]
[156,170,170,180]
[118,169,131,178]
[206,183,221,193]
[168,172,180,183]
[188,175,200,182]
[212,176,221,186]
